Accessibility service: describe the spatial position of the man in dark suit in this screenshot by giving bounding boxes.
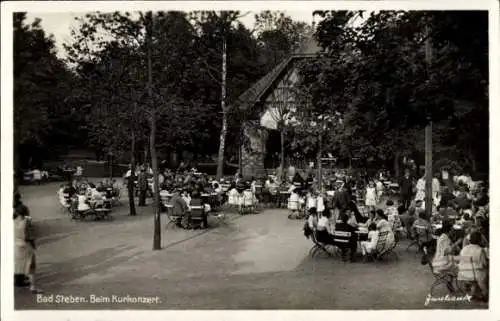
[334,214,358,262]
[333,183,351,215]
[400,169,413,210]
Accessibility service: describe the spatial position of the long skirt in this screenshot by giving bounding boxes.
[14,243,36,275]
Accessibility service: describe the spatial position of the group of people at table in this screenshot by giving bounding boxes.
[57,179,120,214]
[300,168,489,301]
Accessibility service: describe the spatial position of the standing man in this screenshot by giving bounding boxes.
[400,169,413,210]
[137,167,148,207]
[432,173,441,208]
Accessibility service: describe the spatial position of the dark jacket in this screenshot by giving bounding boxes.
[333,222,358,245]
[400,176,413,196]
[138,172,148,190]
[334,189,351,210]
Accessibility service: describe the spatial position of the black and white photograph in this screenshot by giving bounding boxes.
[1,0,498,319]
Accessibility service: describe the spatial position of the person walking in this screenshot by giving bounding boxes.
[137,167,148,207]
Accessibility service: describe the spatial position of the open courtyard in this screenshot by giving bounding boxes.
[14,182,486,310]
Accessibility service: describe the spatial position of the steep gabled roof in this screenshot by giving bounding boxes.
[234,34,321,113]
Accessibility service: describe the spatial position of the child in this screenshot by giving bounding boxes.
[360,223,379,256]
[365,181,377,210]
[375,179,384,200]
[288,188,300,218]
[306,189,317,212]
[385,200,401,230]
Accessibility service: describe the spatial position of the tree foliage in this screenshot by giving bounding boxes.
[296,10,488,173]
[14,13,81,168]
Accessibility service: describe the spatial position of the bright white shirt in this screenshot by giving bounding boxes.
[317,216,332,234]
[125,170,132,178]
[76,166,83,176]
[32,169,42,180]
[182,194,191,206]
[288,192,300,210]
[308,215,316,229]
[306,195,317,210]
[228,188,240,205]
[242,190,255,205]
[77,195,90,211]
[317,196,325,212]
[458,244,487,281]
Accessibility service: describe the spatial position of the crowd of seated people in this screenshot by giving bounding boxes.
[302,192,397,262]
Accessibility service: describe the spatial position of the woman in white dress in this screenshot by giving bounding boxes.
[415,175,426,201]
[365,181,377,210]
[14,195,42,293]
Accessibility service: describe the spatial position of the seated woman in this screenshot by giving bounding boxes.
[358,210,376,228]
[288,188,301,218]
[88,183,105,207]
[316,208,335,245]
[375,209,395,249]
[411,210,433,248]
[227,183,240,206]
[457,231,488,301]
[345,208,358,227]
[360,223,379,256]
[240,186,256,212]
[76,190,91,212]
[432,220,457,274]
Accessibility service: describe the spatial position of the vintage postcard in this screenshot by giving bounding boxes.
[1,1,498,321]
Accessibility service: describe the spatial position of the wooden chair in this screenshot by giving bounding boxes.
[424,248,457,295]
[164,204,181,229]
[309,229,332,258]
[332,230,353,258]
[406,225,431,253]
[454,254,487,299]
[240,191,256,214]
[366,231,390,262]
[190,205,207,229]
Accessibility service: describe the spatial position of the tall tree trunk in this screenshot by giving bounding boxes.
[238,144,243,176]
[146,11,161,251]
[128,105,137,216]
[280,126,285,182]
[109,150,113,180]
[394,151,401,178]
[317,133,323,191]
[150,115,161,250]
[216,36,227,181]
[143,145,148,166]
